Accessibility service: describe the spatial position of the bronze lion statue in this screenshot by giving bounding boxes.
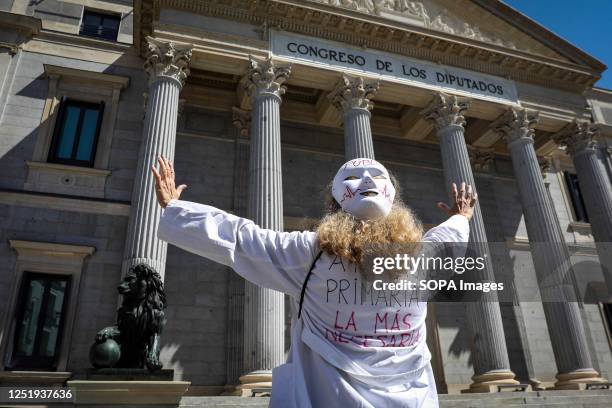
[91,263,167,371]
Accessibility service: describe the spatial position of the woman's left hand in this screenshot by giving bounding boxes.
[436,182,477,221]
[151,156,187,208]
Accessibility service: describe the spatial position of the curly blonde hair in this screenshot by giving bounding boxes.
[315,173,424,279]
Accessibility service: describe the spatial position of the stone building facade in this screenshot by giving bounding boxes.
[0,0,611,397]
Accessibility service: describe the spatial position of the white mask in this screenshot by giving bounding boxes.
[331,158,396,220]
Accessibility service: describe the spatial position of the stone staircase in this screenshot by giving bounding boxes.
[438,389,612,407]
[179,390,612,407]
[180,397,269,407]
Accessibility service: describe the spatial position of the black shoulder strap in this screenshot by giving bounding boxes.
[298,250,324,319]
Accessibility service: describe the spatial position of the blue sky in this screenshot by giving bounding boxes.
[503,0,612,89]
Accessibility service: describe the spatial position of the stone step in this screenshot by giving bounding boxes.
[180,397,270,407]
[439,390,612,408]
[178,390,612,407]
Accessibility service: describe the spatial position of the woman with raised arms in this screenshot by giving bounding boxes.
[152,155,476,408]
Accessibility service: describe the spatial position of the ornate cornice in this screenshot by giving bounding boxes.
[134,0,156,54]
[421,92,469,129]
[491,107,539,147]
[44,64,130,89]
[136,0,601,92]
[552,120,599,157]
[143,36,193,87]
[243,55,291,99]
[329,75,379,113]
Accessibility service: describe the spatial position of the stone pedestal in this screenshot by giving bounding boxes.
[553,369,607,390]
[236,372,273,396]
[462,372,530,393]
[85,368,174,381]
[68,379,190,406]
[0,370,71,387]
[68,369,188,406]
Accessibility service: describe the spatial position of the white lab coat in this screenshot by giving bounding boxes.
[158,200,470,408]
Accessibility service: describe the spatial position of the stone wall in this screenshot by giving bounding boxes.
[21,0,133,43]
[0,204,127,371]
[0,48,143,375]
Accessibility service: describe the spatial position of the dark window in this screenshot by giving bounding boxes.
[9,273,71,370]
[79,9,120,41]
[48,99,104,167]
[564,171,589,223]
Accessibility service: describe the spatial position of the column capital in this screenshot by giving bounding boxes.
[244,55,291,100]
[143,36,193,88]
[421,92,469,130]
[329,75,379,114]
[491,107,539,146]
[468,145,495,172]
[232,106,251,138]
[552,119,599,157]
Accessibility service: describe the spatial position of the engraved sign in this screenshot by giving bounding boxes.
[271,31,519,105]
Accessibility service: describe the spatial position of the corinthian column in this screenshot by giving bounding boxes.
[493,108,606,389]
[421,93,517,392]
[552,120,612,298]
[330,75,379,159]
[238,56,291,394]
[122,37,192,279]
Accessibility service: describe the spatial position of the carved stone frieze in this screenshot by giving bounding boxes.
[329,75,379,113]
[143,36,193,87]
[142,0,599,92]
[309,0,520,51]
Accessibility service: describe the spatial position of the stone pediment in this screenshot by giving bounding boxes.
[307,0,568,61]
[136,0,604,92]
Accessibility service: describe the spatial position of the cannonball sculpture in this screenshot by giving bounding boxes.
[89,338,121,368]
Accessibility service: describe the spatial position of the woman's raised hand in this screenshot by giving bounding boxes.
[436,182,477,221]
[151,156,187,208]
